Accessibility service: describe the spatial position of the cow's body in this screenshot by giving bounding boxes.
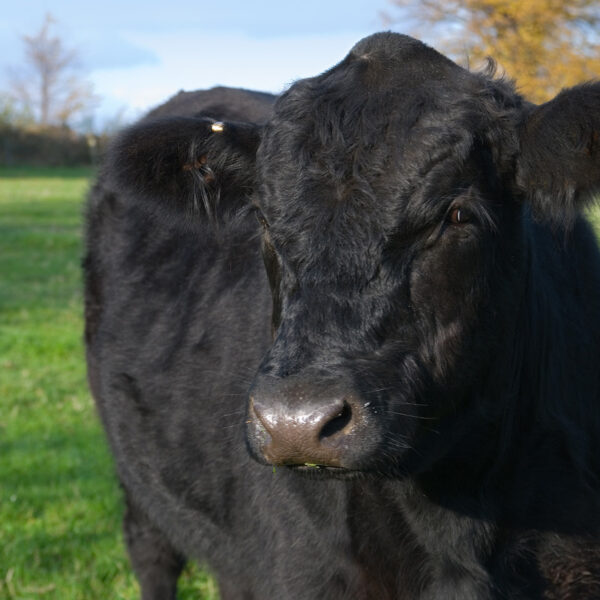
[85,35,600,599]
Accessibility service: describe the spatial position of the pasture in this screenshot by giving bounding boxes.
[0,168,217,599]
[1,166,599,599]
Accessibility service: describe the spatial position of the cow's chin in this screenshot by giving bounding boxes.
[280,460,416,481]
[246,442,416,481]
[285,464,365,480]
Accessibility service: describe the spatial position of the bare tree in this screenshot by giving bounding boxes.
[8,14,97,128]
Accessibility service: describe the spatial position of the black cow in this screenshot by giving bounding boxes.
[84,33,600,599]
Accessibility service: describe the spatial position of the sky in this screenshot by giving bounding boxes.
[0,0,408,129]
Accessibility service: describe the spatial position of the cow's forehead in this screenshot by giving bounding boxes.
[256,33,520,281]
[258,32,512,198]
[268,32,474,134]
[349,31,468,89]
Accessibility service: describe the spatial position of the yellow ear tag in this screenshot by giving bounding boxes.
[211,122,225,133]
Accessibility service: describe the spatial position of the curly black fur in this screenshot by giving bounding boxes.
[85,35,600,599]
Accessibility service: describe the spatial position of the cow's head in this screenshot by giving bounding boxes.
[242,33,600,476]
[114,33,600,477]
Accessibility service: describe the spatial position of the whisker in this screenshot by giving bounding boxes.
[381,410,435,420]
[219,410,247,418]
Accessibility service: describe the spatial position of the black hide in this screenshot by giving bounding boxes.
[85,36,600,599]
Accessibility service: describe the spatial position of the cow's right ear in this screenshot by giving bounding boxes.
[515,82,600,228]
[104,116,261,224]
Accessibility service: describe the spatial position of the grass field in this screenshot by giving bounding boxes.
[0,167,218,600]
[2,167,600,600]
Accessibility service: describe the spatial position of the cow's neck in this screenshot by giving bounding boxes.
[502,218,600,531]
[389,217,600,596]
[358,477,540,600]
[418,216,600,532]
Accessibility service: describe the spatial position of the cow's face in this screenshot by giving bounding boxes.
[244,33,600,476]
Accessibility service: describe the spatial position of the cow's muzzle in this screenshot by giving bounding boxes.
[245,376,369,469]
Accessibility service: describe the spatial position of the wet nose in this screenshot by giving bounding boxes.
[247,381,361,467]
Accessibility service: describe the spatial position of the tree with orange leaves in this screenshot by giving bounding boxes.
[387,0,600,103]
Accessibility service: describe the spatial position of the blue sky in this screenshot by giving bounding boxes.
[0,0,408,128]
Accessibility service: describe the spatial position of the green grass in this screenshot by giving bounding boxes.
[0,167,218,600]
[587,205,600,235]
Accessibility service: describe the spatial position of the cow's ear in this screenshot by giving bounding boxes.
[104,116,261,224]
[516,82,600,227]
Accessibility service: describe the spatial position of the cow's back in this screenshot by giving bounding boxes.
[144,86,277,122]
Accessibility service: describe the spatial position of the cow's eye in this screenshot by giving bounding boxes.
[447,206,470,225]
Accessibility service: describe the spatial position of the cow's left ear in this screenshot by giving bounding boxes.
[516,82,600,227]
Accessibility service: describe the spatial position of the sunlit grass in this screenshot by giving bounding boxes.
[0,167,218,599]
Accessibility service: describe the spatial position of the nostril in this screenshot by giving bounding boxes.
[319,402,353,441]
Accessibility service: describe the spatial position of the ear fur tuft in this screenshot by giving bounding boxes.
[102,116,261,225]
